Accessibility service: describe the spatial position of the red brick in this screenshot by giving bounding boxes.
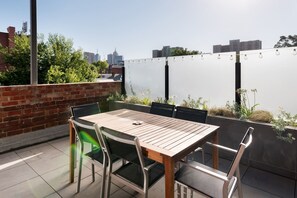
[2,101,18,106]
[7,129,23,136]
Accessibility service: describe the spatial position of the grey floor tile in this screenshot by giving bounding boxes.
[0,164,38,191]
[16,144,65,163]
[45,193,62,198]
[110,189,134,198]
[48,137,69,155]
[242,167,295,198]
[28,154,69,175]
[0,176,55,198]
[58,173,120,198]
[41,164,91,192]
[232,183,279,198]
[0,151,26,172]
[295,182,297,198]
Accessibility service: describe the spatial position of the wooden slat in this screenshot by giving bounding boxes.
[80,109,219,158]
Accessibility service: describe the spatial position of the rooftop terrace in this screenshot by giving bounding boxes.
[0,136,296,198]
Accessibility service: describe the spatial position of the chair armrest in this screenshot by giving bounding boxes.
[180,161,229,182]
[206,142,237,154]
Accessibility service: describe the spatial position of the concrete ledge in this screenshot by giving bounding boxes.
[0,124,68,153]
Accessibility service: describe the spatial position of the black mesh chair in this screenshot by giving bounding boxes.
[71,102,101,123]
[70,102,101,192]
[175,127,254,198]
[149,102,175,117]
[96,125,165,198]
[175,106,208,163]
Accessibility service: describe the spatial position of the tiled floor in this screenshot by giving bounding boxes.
[0,137,296,198]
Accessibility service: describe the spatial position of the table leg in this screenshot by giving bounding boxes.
[163,156,175,198]
[212,131,219,169]
[69,121,76,183]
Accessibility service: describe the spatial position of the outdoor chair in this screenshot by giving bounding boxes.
[149,102,175,117]
[96,125,165,198]
[175,106,208,163]
[70,102,101,124]
[70,102,101,192]
[175,127,254,198]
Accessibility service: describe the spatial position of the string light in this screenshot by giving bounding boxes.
[259,52,263,59]
[275,49,280,55]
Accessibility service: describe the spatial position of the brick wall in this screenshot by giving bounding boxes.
[0,82,121,138]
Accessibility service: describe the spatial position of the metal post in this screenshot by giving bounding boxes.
[165,60,169,101]
[121,67,126,95]
[235,53,241,105]
[30,0,38,84]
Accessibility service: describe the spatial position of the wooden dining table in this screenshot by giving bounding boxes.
[69,109,219,198]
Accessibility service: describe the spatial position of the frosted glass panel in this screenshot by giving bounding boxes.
[241,47,297,115]
[168,53,236,107]
[125,58,166,100]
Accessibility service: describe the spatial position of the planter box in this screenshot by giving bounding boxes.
[109,101,297,179]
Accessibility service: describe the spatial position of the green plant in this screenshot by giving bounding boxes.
[272,109,296,143]
[180,95,208,110]
[154,96,176,105]
[226,89,259,120]
[107,92,126,102]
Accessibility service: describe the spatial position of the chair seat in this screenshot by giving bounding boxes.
[85,149,119,164]
[175,161,236,198]
[113,160,164,188]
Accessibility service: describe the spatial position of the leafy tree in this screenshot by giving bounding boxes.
[171,48,200,56]
[274,35,297,48]
[0,33,98,85]
[0,34,31,85]
[92,60,109,76]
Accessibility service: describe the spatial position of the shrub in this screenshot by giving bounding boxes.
[107,92,126,102]
[209,107,235,118]
[249,110,273,123]
[180,95,208,110]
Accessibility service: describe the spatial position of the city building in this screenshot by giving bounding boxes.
[83,52,95,64]
[152,46,184,58]
[0,26,15,71]
[94,53,101,62]
[107,49,123,65]
[213,39,262,53]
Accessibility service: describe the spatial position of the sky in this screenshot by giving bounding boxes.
[0,0,297,60]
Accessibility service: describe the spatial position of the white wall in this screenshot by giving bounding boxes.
[168,53,236,107]
[241,47,297,115]
[125,58,166,100]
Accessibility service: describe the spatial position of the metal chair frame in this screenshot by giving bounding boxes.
[96,125,164,198]
[176,127,254,198]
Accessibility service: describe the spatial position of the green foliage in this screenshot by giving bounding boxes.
[107,91,126,102]
[92,61,109,75]
[271,109,296,143]
[0,33,98,85]
[274,35,297,48]
[171,48,200,56]
[124,96,152,106]
[180,95,208,110]
[154,96,176,105]
[0,34,31,85]
[226,89,259,120]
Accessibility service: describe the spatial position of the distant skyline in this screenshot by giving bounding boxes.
[0,0,297,59]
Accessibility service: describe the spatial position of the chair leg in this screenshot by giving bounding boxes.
[105,163,112,198]
[201,147,205,164]
[77,146,84,193]
[92,163,95,182]
[236,167,243,198]
[100,158,107,198]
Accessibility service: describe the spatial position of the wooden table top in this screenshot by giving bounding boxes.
[80,109,219,158]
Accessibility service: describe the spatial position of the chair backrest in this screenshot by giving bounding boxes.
[70,102,100,121]
[71,118,102,148]
[96,126,145,168]
[227,127,254,179]
[175,106,208,123]
[150,102,175,117]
